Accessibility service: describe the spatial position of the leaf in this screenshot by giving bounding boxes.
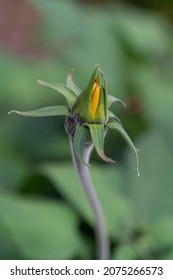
[0,194,87,259]
[0,151,29,192]
[0,54,62,107]
[0,229,21,260]
[151,218,173,247]
[115,8,169,57]
[30,0,85,40]
[161,250,173,260]
[74,123,89,166]
[85,124,115,163]
[37,80,77,106]
[125,129,173,223]
[8,106,69,117]
[108,95,126,109]
[130,65,173,118]
[113,234,155,260]
[113,244,138,260]
[66,69,81,96]
[108,119,140,176]
[40,164,133,238]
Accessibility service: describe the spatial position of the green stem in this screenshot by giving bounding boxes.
[69,136,110,260]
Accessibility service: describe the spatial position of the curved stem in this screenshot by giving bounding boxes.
[69,136,110,260]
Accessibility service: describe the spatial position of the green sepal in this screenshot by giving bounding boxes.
[108,95,126,109]
[72,66,98,123]
[96,86,107,123]
[8,105,70,117]
[37,80,77,106]
[66,69,81,96]
[85,124,115,163]
[108,110,122,124]
[74,123,90,166]
[108,119,140,176]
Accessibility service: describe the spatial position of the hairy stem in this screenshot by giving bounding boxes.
[69,136,110,260]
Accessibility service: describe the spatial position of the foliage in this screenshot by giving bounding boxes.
[0,0,173,259]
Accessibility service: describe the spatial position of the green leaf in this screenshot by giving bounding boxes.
[66,69,81,96]
[0,194,87,259]
[108,119,140,176]
[115,8,169,57]
[113,244,138,260]
[108,95,126,109]
[125,129,173,223]
[85,124,115,163]
[41,164,133,238]
[113,233,155,260]
[151,218,173,247]
[0,150,29,192]
[8,106,70,117]
[0,229,21,260]
[74,123,89,166]
[37,80,77,106]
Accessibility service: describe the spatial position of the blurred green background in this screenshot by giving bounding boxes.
[0,0,173,260]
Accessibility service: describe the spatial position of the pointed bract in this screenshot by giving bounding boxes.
[85,124,115,163]
[8,106,70,117]
[74,123,90,166]
[108,119,140,176]
[37,80,77,106]
[66,69,81,96]
[108,95,126,109]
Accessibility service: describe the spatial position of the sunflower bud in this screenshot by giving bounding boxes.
[72,66,107,124]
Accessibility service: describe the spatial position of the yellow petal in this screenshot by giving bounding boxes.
[91,80,101,118]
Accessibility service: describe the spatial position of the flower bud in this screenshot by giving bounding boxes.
[72,66,107,124]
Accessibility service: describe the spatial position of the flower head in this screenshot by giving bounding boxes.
[9,65,139,175]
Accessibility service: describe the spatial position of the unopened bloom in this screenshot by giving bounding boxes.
[72,66,107,124]
[9,65,139,175]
